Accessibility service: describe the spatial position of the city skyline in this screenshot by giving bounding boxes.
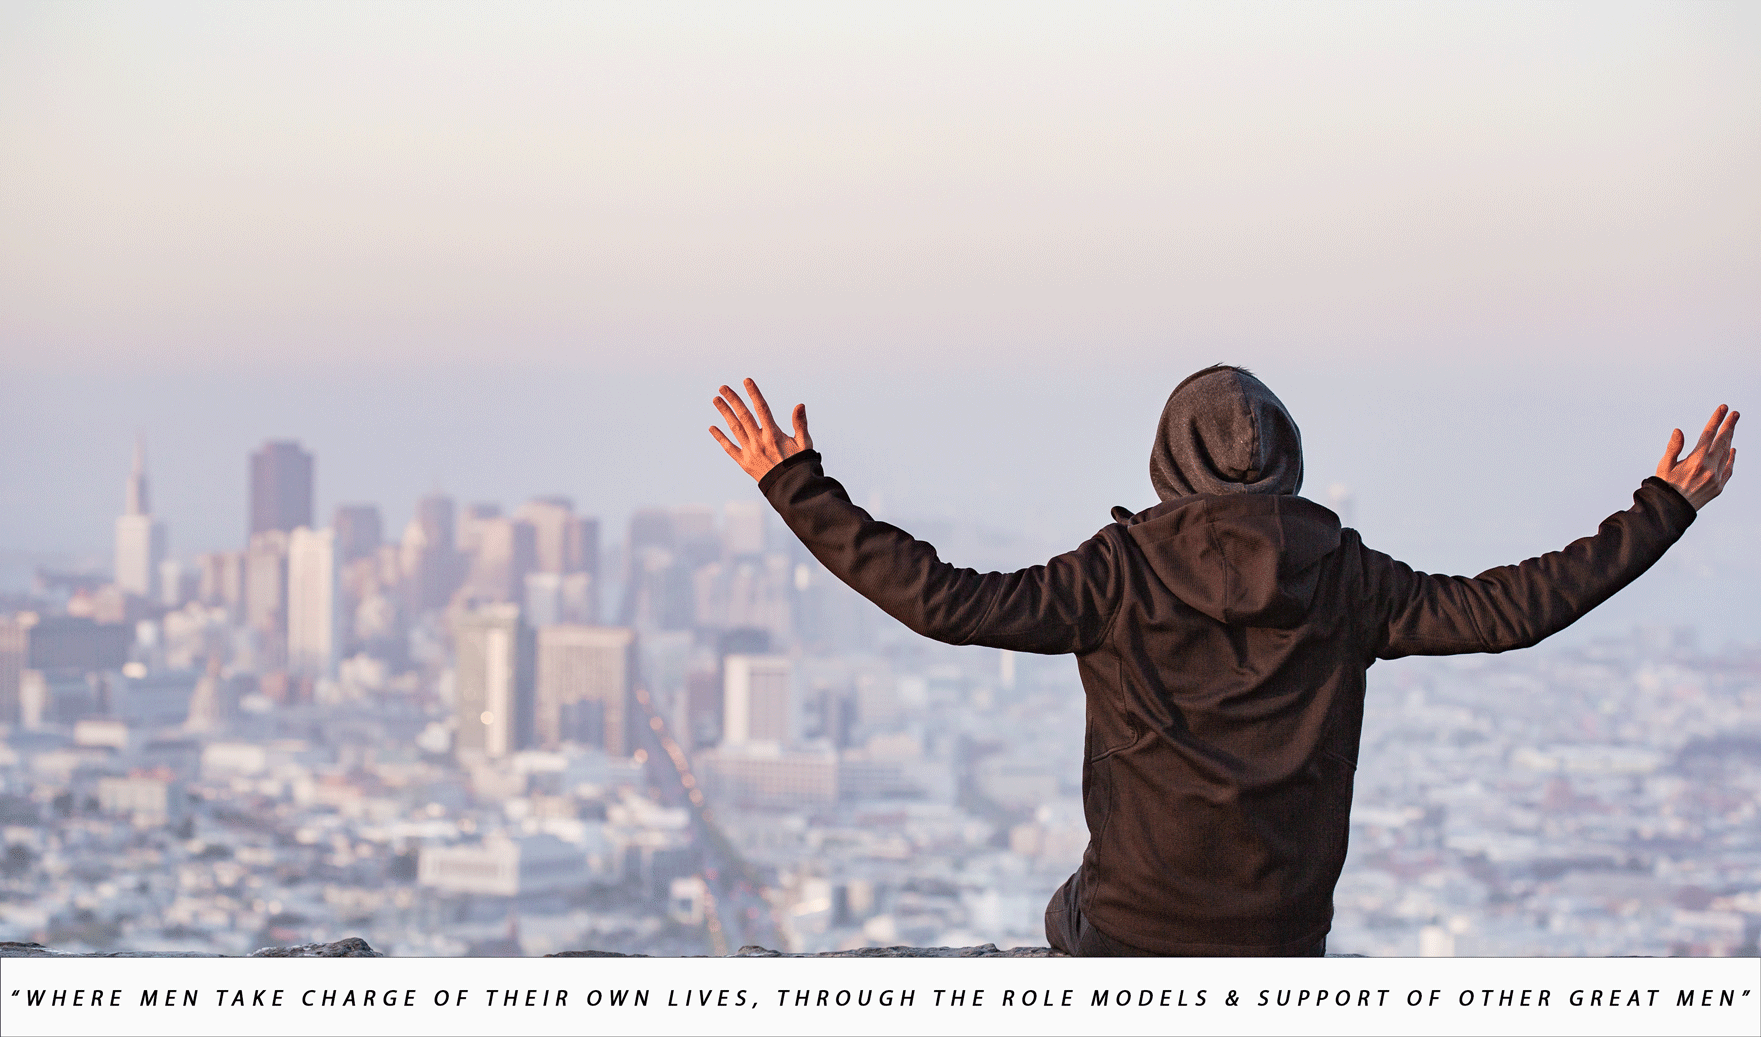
[1,420,1753,957]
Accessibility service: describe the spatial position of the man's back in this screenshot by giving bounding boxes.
[1066,483,1692,953]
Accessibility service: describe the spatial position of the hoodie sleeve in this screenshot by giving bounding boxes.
[1365,478,1697,659]
[758,451,1123,655]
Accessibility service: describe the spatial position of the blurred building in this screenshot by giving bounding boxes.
[462,517,537,604]
[195,551,246,610]
[417,833,590,897]
[331,504,382,564]
[697,743,837,810]
[96,775,183,827]
[457,502,501,555]
[248,440,314,541]
[245,530,290,635]
[11,615,132,728]
[722,654,794,747]
[114,439,167,600]
[0,614,29,724]
[523,571,595,627]
[453,604,534,760]
[684,668,723,749]
[286,527,339,679]
[626,548,694,632]
[157,558,196,607]
[627,508,674,554]
[402,492,463,612]
[416,492,455,552]
[514,497,597,578]
[672,504,720,567]
[534,625,637,755]
[723,500,766,557]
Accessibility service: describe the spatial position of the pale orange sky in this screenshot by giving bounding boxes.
[1,2,1756,372]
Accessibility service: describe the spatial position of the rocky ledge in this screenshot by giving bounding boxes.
[1,937,382,958]
[1,937,1058,958]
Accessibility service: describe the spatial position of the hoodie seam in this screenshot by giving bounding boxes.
[1242,377,1262,483]
[1092,530,1129,651]
[1206,521,1234,625]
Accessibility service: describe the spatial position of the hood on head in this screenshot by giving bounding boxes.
[1151,365,1304,501]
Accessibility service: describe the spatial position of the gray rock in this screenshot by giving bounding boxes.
[250,937,381,957]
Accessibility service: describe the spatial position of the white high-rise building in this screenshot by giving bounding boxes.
[114,439,167,599]
[722,654,794,747]
[454,604,533,760]
[286,527,339,678]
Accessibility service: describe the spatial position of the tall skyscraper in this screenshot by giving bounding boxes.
[114,439,167,599]
[286,527,339,679]
[513,497,599,576]
[403,492,462,611]
[456,502,501,555]
[453,604,534,760]
[415,492,456,553]
[125,437,149,515]
[722,654,794,747]
[331,505,382,564]
[249,441,314,542]
[462,517,537,604]
[534,625,637,754]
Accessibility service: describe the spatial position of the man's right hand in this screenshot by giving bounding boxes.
[1657,404,1739,510]
[710,378,813,485]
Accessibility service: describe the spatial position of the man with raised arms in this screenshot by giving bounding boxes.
[708,371,1737,956]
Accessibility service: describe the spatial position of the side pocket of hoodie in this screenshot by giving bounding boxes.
[1083,659,1142,762]
[1082,753,1116,854]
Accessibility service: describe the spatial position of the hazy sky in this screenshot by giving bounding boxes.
[2,3,1756,642]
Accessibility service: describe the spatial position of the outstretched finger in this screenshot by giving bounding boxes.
[1694,404,1730,451]
[744,378,781,436]
[708,425,744,462]
[718,385,760,437]
[1711,409,1740,456]
[792,403,812,450]
[1658,428,1684,476]
[713,398,751,449]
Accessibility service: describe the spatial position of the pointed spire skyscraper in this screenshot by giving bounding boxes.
[115,436,167,599]
[125,437,150,516]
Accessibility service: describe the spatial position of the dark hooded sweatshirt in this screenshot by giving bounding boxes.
[756,371,1697,955]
